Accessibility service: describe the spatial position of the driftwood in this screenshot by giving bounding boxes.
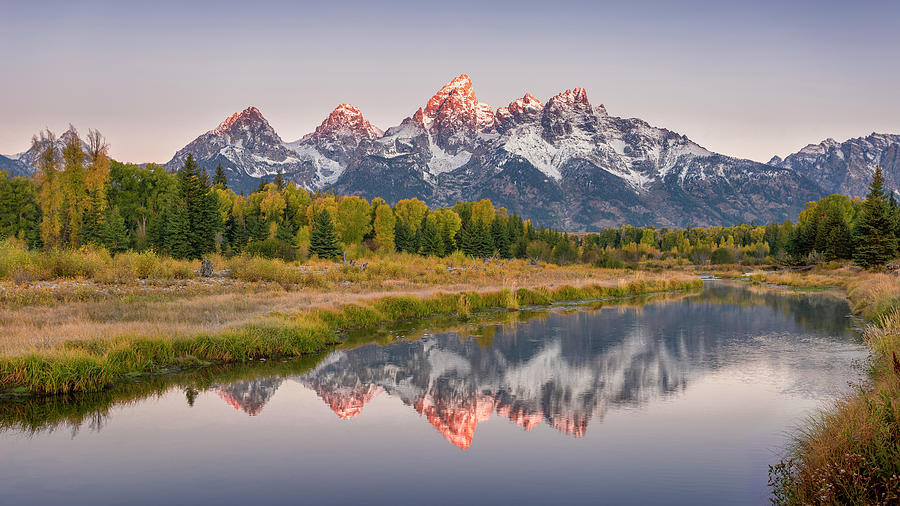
[786,265,815,272]
[446,258,486,272]
[340,257,367,271]
[199,258,214,277]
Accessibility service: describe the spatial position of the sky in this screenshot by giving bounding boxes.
[1,0,898,164]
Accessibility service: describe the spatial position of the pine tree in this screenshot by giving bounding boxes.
[476,222,494,258]
[491,219,510,258]
[275,220,297,246]
[274,171,285,191]
[820,207,852,260]
[310,209,342,259]
[213,164,227,189]
[102,207,129,253]
[79,190,106,246]
[173,154,221,258]
[854,167,898,268]
[256,177,270,193]
[458,222,478,257]
[164,203,190,258]
[193,168,221,256]
[419,218,443,256]
[394,220,415,253]
[890,192,900,239]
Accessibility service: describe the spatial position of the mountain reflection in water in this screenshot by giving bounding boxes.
[207,282,862,449]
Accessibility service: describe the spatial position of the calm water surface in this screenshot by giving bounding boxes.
[0,282,868,505]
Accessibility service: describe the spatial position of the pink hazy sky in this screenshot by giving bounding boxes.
[1,0,898,164]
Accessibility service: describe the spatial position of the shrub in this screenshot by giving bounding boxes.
[245,238,298,261]
[710,247,735,265]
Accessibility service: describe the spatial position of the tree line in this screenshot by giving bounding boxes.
[0,128,897,269]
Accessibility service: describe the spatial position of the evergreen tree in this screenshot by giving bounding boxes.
[164,203,190,258]
[78,191,105,246]
[458,221,478,257]
[274,171,285,191]
[476,222,494,258]
[419,218,443,256]
[193,168,221,256]
[275,220,297,246]
[822,210,853,260]
[0,171,42,248]
[820,207,853,260]
[223,214,249,253]
[173,154,221,258]
[256,177,270,193]
[212,164,227,189]
[102,207,129,253]
[854,167,898,268]
[890,191,900,239]
[310,209,342,259]
[459,221,493,258]
[491,219,511,258]
[394,220,415,253]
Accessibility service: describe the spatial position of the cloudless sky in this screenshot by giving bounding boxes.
[1,0,898,163]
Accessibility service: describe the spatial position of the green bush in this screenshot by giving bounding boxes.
[710,247,735,265]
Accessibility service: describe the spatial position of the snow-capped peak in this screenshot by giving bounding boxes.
[212,106,268,135]
[509,93,544,114]
[305,103,382,141]
[496,93,544,129]
[546,88,591,110]
[421,74,496,138]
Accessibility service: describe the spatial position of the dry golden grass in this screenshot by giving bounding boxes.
[0,275,702,394]
[766,268,900,504]
[0,249,694,357]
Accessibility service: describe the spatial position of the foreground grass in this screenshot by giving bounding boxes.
[764,267,900,504]
[0,240,681,355]
[0,276,701,396]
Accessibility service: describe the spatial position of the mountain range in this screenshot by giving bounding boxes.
[4,74,898,230]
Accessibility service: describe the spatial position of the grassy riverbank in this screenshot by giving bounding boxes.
[741,267,900,504]
[0,260,701,396]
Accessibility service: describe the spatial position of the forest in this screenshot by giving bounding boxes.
[1,127,898,269]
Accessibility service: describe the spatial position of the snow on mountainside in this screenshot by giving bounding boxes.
[6,126,90,176]
[770,133,900,197]
[334,77,821,229]
[12,74,894,228]
[0,154,29,177]
[284,103,382,188]
[416,73,496,153]
[165,106,310,191]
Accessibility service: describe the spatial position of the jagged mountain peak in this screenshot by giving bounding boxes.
[284,103,383,180]
[419,74,496,150]
[212,106,270,135]
[772,132,900,198]
[496,93,544,130]
[166,105,297,185]
[511,93,543,112]
[156,79,840,228]
[307,103,382,141]
[423,74,477,114]
[545,88,593,113]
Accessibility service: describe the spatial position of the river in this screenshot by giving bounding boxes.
[0,281,868,505]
